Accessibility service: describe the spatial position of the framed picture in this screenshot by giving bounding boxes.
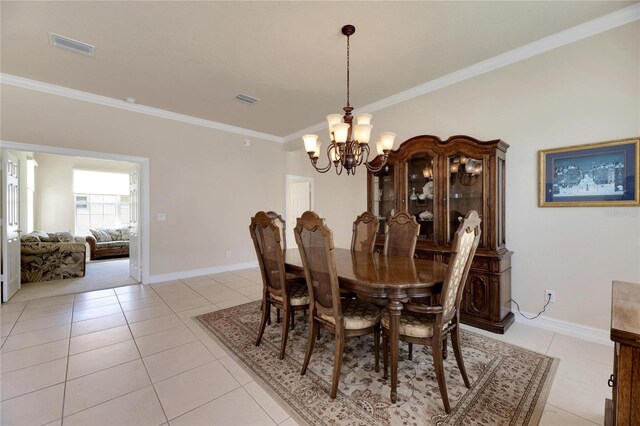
[539,138,639,207]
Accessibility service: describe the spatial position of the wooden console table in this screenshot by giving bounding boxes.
[605,281,640,426]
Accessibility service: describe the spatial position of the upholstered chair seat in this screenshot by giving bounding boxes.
[381,311,447,339]
[272,281,310,307]
[318,299,381,330]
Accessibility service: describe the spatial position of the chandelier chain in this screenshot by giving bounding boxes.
[346,33,350,107]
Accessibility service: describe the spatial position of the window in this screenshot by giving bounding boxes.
[72,170,130,235]
[75,194,130,235]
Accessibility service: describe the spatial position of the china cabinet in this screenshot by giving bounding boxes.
[367,135,514,333]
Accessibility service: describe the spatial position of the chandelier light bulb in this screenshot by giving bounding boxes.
[313,142,322,159]
[375,139,384,156]
[332,123,350,144]
[330,148,340,162]
[326,114,342,133]
[354,124,373,144]
[356,113,372,125]
[303,134,319,153]
[379,132,397,151]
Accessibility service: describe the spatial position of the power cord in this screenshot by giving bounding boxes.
[510,294,551,320]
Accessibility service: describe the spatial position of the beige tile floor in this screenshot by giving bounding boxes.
[1,267,612,425]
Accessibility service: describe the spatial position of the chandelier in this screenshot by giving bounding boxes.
[303,25,396,175]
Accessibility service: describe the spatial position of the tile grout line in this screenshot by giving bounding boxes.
[544,331,557,355]
[59,293,76,424]
[242,381,287,425]
[120,285,170,425]
[157,381,245,423]
[544,403,601,425]
[0,303,28,349]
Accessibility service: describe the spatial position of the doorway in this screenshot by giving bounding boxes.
[285,175,313,248]
[1,141,149,302]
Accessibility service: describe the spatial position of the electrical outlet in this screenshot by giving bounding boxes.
[545,290,556,303]
[225,251,231,258]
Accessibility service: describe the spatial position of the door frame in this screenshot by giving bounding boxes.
[0,140,150,284]
[285,175,314,246]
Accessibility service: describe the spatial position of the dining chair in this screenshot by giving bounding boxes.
[351,211,379,253]
[384,211,420,258]
[294,211,382,399]
[381,210,481,413]
[250,211,310,360]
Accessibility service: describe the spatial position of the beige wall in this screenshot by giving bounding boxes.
[284,151,366,250]
[0,90,285,276]
[33,153,132,233]
[293,22,638,330]
[1,22,638,330]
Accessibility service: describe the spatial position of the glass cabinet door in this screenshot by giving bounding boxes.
[371,165,395,236]
[406,154,437,242]
[447,152,484,244]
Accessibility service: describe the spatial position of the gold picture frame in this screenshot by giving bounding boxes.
[539,137,640,207]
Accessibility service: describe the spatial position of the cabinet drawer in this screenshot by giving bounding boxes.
[433,252,492,272]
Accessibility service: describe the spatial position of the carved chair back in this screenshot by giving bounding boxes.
[249,211,287,298]
[383,212,420,258]
[293,211,342,324]
[266,211,286,251]
[439,210,481,324]
[351,211,379,253]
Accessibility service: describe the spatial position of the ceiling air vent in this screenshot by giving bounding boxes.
[234,94,260,105]
[48,33,95,56]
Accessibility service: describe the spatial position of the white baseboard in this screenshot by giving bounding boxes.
[147,261,259,284]
[513,310,612,347]
[147,264,613,347]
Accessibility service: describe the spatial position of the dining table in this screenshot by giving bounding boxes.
[284,247,448,403]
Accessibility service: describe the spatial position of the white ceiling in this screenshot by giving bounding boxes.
[1,1,635,137]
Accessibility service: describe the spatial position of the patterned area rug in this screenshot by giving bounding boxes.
[197,301,558,426]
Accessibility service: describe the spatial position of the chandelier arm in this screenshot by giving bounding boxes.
[308,144,335,174]
[364,154,390,174]
[358,144,370,167]
[310,158,332,174]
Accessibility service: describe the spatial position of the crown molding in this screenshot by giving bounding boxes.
[0,73,285,144]
[283,3,640,143]
[2,3,637,146]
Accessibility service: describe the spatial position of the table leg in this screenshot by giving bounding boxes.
[388,298,403,403]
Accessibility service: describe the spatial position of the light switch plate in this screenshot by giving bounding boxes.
[157,213,167,221]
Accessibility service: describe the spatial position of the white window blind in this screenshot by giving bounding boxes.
[73,170,129,195]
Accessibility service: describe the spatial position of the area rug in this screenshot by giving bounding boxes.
[197,301,558,426]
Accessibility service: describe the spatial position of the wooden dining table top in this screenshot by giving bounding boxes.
[284,247,449,298]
